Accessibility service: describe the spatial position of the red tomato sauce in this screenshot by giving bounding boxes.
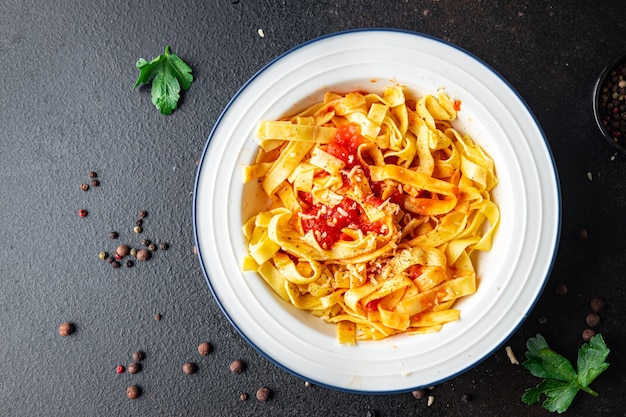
[299,124,388,249]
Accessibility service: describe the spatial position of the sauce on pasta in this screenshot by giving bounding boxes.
[242,85,500,344]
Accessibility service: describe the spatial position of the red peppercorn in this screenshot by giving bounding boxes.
[78,209,88,217]
[116,365,125,374]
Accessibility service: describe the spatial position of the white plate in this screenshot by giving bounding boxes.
[193,29,560,394]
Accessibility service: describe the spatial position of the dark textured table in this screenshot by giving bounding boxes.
[2,1,625,416]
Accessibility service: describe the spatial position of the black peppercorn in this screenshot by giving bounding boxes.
[91,179,100,187]
[132,351,145,362]
[138,210,148,219]
[159,242,169,250]
[109,231,119,239]
[125,260,134,268]
[88,171,97,178]
[141,239,151,246]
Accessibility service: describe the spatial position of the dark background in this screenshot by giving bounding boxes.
[1,1,625,416]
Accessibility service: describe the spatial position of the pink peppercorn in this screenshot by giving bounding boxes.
[78,209,88,217]
[116,365,125,374]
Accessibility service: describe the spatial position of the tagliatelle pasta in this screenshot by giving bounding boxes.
[241,85,500,344]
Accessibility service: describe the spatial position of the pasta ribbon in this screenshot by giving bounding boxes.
[242,85,500,344]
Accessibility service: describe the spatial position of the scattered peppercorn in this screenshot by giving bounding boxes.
[159,242,169,251]
[78,209,88,218]
[132,351,146,362]
[135,219,143,227]
[460,393,472,403]
[106,256,114,264]
[183,362,197,375]
[412,389,426,399]
[126,385,140,400]
[90,179,100,187]
[154,313,162,321]
[255,387,271,402]
[133,226,143,234]
[89,171,97,178]
[138,210,148,219]
[98,251,107,260]
[538,316,548,325]
[115,245,130,258]
[198,342,212,356]
[229,359,245,374]
[141,239,151,247]
[555,284,568,296]
[116,365,125,374]
[109,231,119,239]
[590,297,606,313]
[576,228,588,240]
[58,322,74,336]
[586,313,601,327]
[239,393,248,401]
[128,362,141,374]
[111,261,121,268]
[148,243,157,251]
[80,183,89,191]
[582,328,596,342]
[125,260,134,268]
[304,381,312,388]
[130,248,138,257]
[136,249,151,262]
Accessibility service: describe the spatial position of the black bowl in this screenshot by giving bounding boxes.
[593,52,626,153]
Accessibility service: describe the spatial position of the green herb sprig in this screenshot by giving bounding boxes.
[133,45,193,115]
[521,333,610,413]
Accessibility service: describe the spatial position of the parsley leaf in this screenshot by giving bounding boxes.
[521,333,610,414]
[133,45,193,115]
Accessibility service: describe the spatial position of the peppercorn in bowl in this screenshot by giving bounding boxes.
[593,51,626,152]
[193,29,561,394]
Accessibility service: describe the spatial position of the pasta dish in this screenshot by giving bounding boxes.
[241,85,499,344]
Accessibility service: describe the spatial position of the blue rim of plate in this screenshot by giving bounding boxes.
[193,28,561,394]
